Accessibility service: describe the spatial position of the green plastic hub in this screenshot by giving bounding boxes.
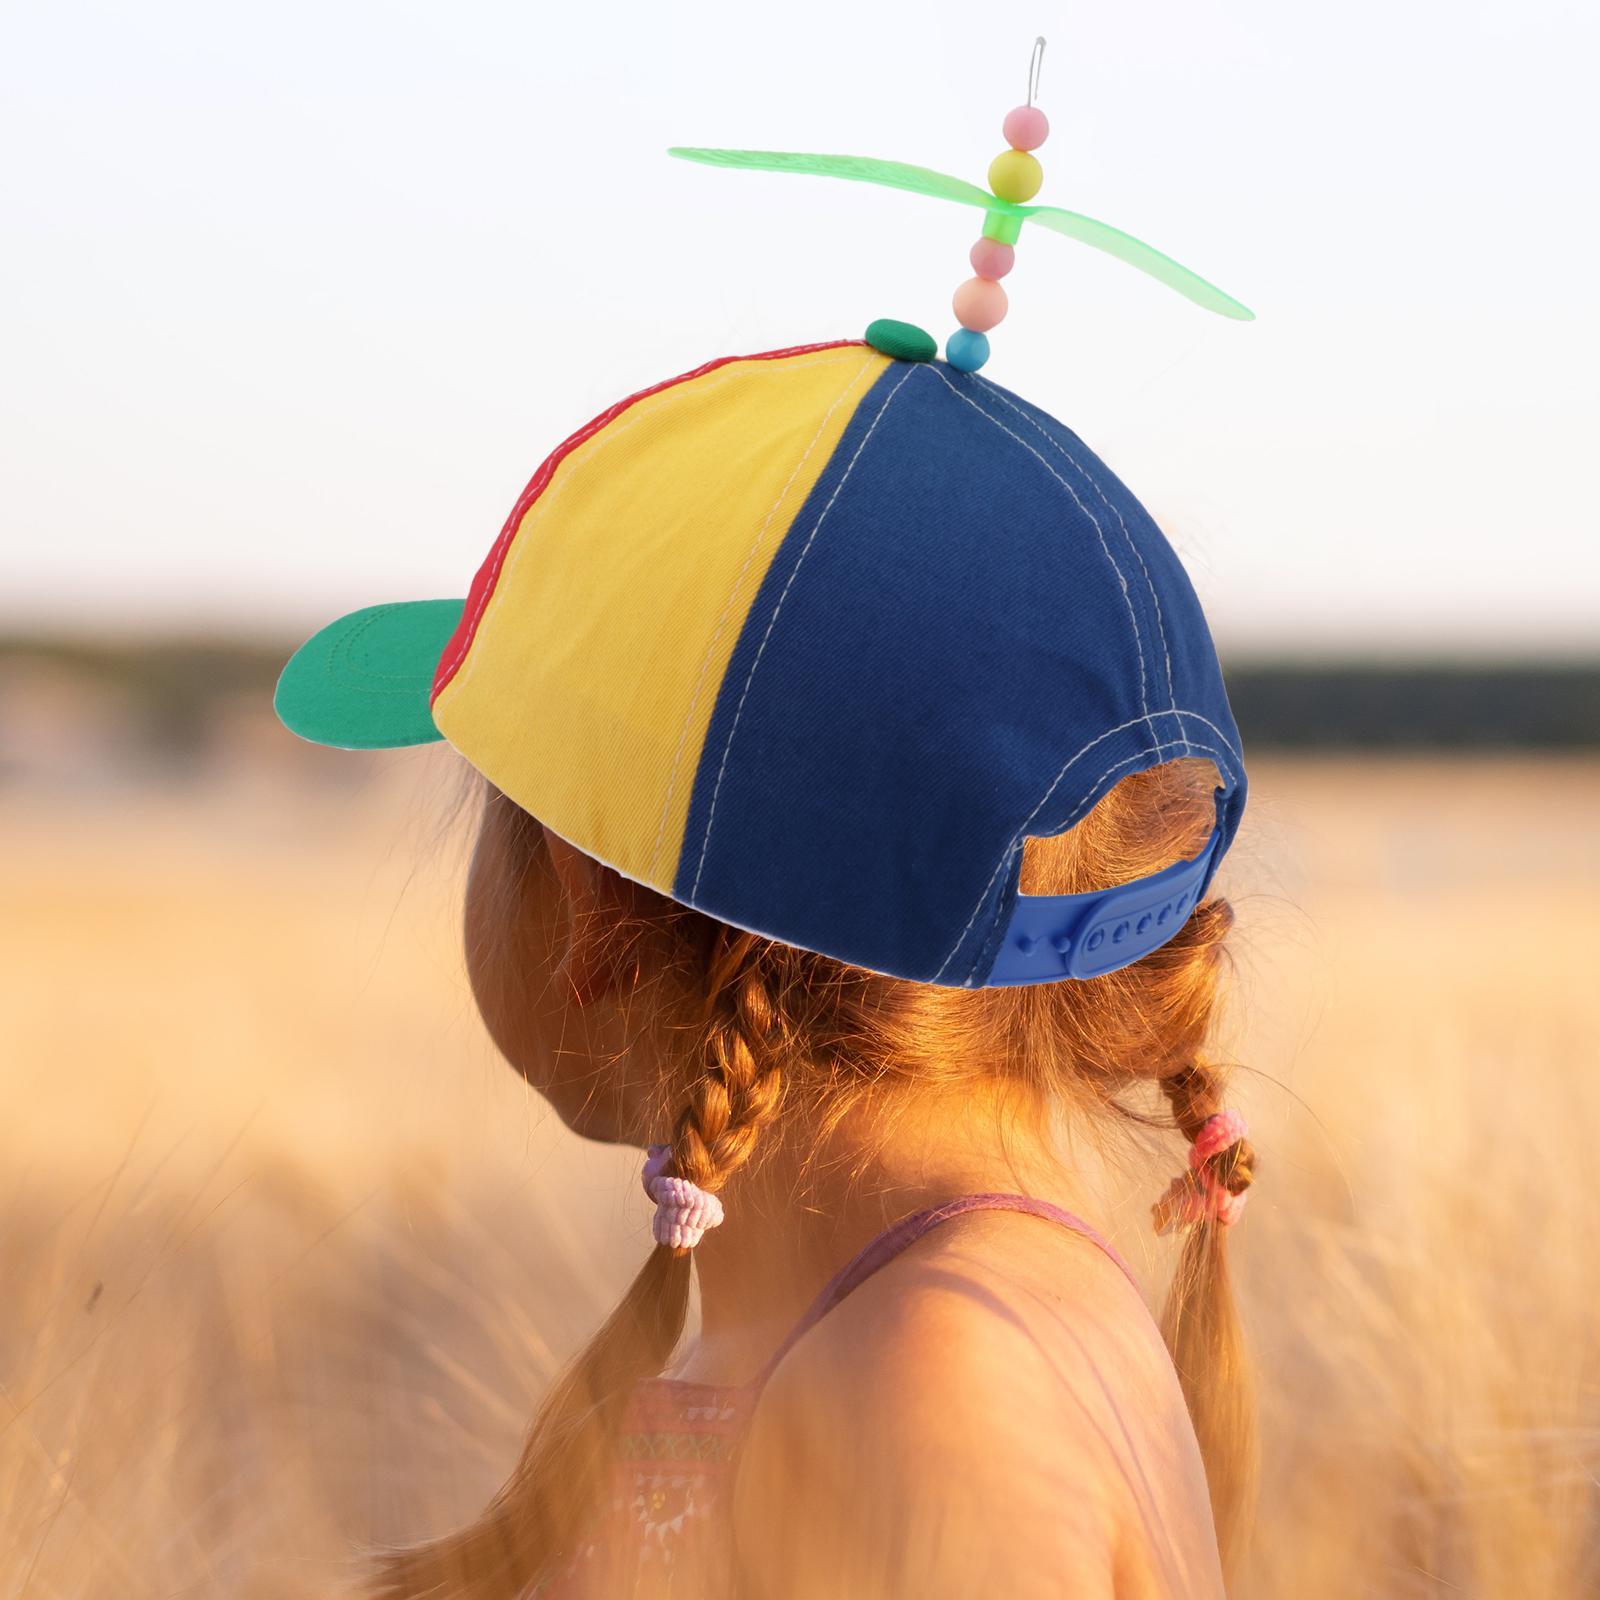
[981,209,1024,245]
[864,318,938,362]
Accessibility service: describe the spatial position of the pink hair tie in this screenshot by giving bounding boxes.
[1151,1111,1251,1235]
[1189,1108,1248,1167]
[641,1144,725,1250]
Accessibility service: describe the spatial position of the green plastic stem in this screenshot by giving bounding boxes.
[981,209,1024,245]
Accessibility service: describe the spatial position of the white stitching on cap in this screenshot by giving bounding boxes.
[935,719,1237,982]
[960,735,1240,985]
[930,711,1240,984]
[928,365,1151,726]
[647,350,882,883]
[687,362,920,902]
[960,736,1235,985]
[976,376,1188,757]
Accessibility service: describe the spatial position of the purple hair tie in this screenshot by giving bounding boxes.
[641,1144,725,1250]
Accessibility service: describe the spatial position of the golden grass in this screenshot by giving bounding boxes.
[2,753,1597,1596]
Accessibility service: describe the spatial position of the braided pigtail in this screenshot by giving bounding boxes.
[671,927,789,1201]
[1154,1057,1259,1576]
[373,929,790,1598]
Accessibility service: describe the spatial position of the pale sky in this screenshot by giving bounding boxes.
[2,0,1596,655]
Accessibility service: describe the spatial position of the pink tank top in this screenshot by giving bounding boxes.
[532,1193,1142,1598]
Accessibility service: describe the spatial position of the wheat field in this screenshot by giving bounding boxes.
[2,750,1597,1598]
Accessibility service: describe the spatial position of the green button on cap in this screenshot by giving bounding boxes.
[864,319,937,363]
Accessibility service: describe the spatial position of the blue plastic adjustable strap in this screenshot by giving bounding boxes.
[987,825,1223,985]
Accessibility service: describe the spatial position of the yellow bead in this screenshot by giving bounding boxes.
[988,148,1042,204]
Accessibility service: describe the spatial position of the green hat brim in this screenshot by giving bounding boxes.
[274,599,465,750]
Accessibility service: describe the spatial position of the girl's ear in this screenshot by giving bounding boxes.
[542,826,666,1006]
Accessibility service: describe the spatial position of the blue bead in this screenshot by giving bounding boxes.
[945,328,990,373]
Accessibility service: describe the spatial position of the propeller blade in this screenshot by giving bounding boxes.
[1021,205,1255,320]
[668,147,1003,212]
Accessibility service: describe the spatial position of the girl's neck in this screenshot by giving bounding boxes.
[664,1082,1091,1386]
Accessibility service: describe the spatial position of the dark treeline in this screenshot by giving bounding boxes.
[2,638,1597,754]
[1223,661,1599,750]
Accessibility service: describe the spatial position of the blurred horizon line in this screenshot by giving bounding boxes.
[2,620,1597,669]
[3,632,1597,758]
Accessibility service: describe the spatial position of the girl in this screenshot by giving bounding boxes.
[275,329,1258,1599]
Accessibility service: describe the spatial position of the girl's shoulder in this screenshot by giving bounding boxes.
[732,1207,1224,1598]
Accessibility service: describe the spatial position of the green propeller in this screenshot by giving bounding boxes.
[667,147,1254,322]
[669,148,998,210]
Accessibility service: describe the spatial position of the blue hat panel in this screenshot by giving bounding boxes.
[674,359,1245,986]
[965,374,1248,970]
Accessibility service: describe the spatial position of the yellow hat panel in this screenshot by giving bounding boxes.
[431,341,891,892]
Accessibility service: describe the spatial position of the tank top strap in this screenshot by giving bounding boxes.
[749,1192,1142,1392]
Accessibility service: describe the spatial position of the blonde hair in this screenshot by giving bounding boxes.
[375,755,1258,1596]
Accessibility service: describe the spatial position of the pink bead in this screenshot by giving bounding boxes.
[1002,104,1050,151]
[952,276,1008,333]
[969,238,1015,280]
